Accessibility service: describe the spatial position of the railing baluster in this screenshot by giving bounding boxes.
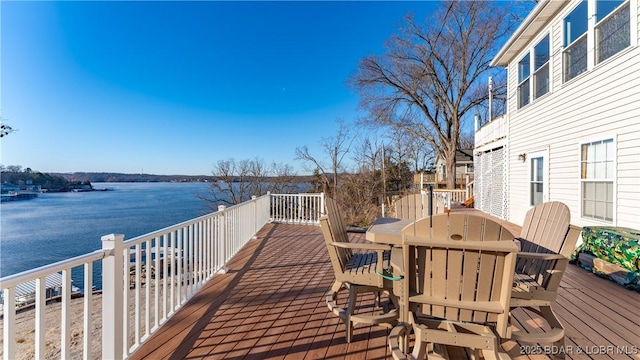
[188,224,194,296]
[145,239,151,337]
[177,228,183,306]
[154,236,160,330]
[3,287,16,359]
[35,277,45,359]
[121,247,129,356]
[61,268,71,359]
[162,233,168,322]
[198,222,203,288]
[169,231,175,315]
[134,243,141,346]
[83,262,93,360]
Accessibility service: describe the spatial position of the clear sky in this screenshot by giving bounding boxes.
[1,1,442,176]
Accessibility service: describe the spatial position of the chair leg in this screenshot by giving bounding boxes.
[540,306,566,359]
[345,285,358,343]
[411,325,428,360]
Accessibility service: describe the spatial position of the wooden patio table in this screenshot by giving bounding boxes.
[365,217,413,246]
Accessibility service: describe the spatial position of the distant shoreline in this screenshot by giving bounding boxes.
[54,172,315,184]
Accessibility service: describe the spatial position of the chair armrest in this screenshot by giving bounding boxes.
[517,251,566,260]
[330,242,392,251]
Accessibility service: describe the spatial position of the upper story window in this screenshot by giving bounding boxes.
[533,35,550,99]
[518,34,550,108]
[563,1,588,82]
[595,0,630,64]
[518,53,531,108]
[563,0,631,83]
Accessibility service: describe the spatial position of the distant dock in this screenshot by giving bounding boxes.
[0,191,39,202]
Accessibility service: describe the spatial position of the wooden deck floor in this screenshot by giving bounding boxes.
[130,221,640,360]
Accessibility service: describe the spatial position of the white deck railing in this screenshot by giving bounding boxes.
[433,189,468,209]
[475,114,507,148]
[0,192,324,360]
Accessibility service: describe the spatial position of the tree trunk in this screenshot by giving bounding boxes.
[445,149,457,189]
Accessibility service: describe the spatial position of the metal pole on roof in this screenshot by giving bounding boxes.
[381,144,386,217]
[488,76,493,122]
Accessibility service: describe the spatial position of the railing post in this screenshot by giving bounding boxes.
[3,287,16,359]
[252,196,258,238]
[320,192,326,217]
[267,191,273,222]
[216,205,228,274]
[102,234,125,360]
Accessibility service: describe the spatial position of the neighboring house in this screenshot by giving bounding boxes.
[475,0,639,229]
[434,149,475,188]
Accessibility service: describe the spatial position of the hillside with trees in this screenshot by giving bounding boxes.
[1,166,91,192]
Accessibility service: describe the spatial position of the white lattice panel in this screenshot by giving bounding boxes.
[474,147,507,219]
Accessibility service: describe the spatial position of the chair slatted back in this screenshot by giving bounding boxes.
[402,213,516,242]
[516,202,580,287]
[395,194,422,220]
[321,198,352,272]
[395,193,445,219]
[520,202,571,255]
[403,236,519,338]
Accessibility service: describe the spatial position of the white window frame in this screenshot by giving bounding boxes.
[594,0,631,65]
[517,33,551,109]
[533,35,551,100]
[528,149,549,206]
[578,136,616,224]
[562,0,589,82]
[561,0,636,83]
[517,53,531,109]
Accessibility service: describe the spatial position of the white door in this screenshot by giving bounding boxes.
[528,150,548,206]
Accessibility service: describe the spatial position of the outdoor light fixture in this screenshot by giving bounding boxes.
[518,153,527,162]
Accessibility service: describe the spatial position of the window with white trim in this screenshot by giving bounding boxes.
[533,35,550,99]
[580,138,614,222]
[518,34,550,108]
[518,53,530,108]
[530,155,545,206]
[595,0,630,64]
[563,0,631,83]
[563,1,588,82]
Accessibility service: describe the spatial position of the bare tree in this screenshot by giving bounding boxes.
[202,158,301,210]
[203,157,265,207]
[295,119,357,197]
[458,132,475,150]
[351,1,522,188]
[1,117,14,138]
[267,162,300,194]
[352,131,386,180]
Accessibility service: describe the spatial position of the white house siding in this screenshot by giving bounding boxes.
[504,0,640,229]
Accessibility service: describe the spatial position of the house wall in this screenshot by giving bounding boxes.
[505,0,640,229]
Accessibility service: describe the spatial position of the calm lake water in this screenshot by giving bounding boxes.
[0,182,215,290]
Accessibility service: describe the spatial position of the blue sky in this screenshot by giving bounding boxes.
[1,1,444,176]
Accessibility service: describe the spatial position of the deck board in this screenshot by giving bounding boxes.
[129,222,640,360]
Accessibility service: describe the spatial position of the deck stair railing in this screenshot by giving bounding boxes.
[0,192,324,360]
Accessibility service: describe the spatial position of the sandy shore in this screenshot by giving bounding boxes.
[1,283,174,360]
[0,293,104,360]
